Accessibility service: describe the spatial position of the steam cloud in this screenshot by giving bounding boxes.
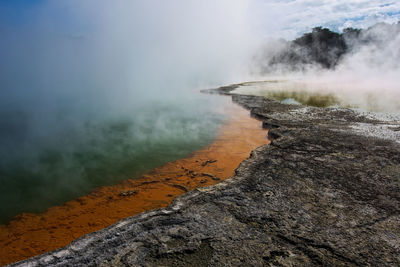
[0,0,257,162]
[0,0,258,222]
[251,22,400,112]
[0,0,256,121]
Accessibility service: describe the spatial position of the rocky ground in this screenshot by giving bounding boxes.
[11,84,400,266]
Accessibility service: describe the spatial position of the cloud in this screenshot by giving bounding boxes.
[252,0,400,39]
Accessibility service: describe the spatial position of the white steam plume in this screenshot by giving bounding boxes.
[251,22,400,112]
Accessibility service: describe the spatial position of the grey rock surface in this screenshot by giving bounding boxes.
[11,84,400,266]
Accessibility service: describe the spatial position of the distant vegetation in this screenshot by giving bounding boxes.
[256,22,400,72]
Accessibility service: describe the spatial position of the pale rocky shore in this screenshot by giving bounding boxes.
[11,84,400,266]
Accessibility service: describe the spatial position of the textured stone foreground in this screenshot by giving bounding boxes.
[11,86,400,266]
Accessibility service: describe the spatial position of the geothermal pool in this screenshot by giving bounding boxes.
[3,79,398,225]
[0,96,268,265]
[0,93,227,225]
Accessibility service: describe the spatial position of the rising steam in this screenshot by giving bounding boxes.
[251,22,400,112]
[0,0,258,223]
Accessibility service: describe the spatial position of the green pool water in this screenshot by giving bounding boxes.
[0,96,226,224]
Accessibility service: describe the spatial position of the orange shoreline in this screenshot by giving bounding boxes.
[0,101,268,266]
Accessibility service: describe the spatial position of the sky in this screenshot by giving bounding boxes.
[2,1,399,39]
